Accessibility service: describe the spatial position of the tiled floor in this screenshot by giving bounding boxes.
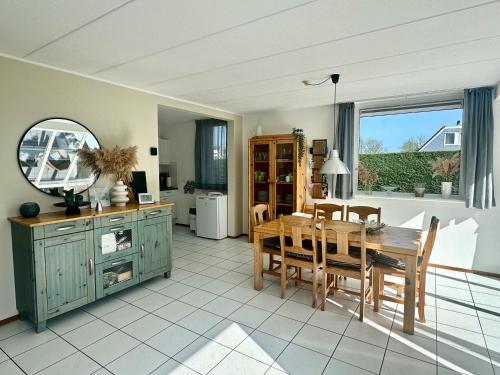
[1,225,500,374]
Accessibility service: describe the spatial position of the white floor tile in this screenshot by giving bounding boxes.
[179,289,218,308]
[100,304,148,328]
[154,301,197,323]
[204,319,253,349]
[275,300,315,322]
[292,324,341,356]
[236,330,288,366]
[141,277,177,292]
[36,351,100,375]
[223,286,260,303]
[273,343,329,375]
[229,305,272,329]
[82,331,140,366]
[248,293,285,312]
[181,273,214,288]
[257,314,303,341]
[46,309,95,335]
[150,359,199,375]
[201,296,243,317]
[0,360,24,375]
[114,285,153,303]
[62,319,116,349]
[333,336,385,373]
[437,341,494,374]
[121,314,171,341]
[181,261,210,273]
[0,320,32,341]
[437,309,482,333]
[381,350,437,375]
[344,310,393,348]
[82,296,126,317]
[13,337,76,374]
[106,344,168,375]
[323,358,373,374]
[159,283,195,299]
[130,292,173,312]
[173,337,231,374]
[170,269,195,282]
[308,308,352,335]
[199,279,235,295]
[388,331,437,364]
[198,266,229,278]
[0,329,57,357]
[210,351,269,375]
[0,349,7,363]
[177,309,223,334]
[146,324,199,357]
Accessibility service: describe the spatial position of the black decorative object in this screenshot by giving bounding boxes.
[292,128,305,166]
[54,189,90,215]
[183,180,196,194]
[19,202,40,218]
[150,147,158,156]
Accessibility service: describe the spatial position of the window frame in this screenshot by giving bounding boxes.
[354,99,464,200]
[444,131,461,146]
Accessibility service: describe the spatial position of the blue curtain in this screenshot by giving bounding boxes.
[461,87,495,209]
[195,119,228,191]
[335,102,355,199]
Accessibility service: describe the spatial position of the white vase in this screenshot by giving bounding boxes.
[111,180,129,206]
[441,181,452,199]
[256,125,263,136]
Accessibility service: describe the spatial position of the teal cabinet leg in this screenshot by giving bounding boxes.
[164,271,171,278]
[35,321,46,333]
[19,312,28,321]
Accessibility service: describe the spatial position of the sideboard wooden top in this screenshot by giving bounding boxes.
[8,201,175,227]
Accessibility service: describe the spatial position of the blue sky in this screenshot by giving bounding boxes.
[360,108,463,152]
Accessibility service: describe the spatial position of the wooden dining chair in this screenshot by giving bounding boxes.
[373,216,439,322]
[279,215,321,307]
[320,220,372,321]
[314,203,345,221]
[302,203,315,215]
[346,206,381,223]
[251,204,281,276]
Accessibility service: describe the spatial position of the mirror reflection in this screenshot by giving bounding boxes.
[18,118,100,196]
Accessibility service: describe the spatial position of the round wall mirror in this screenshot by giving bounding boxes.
[18,118,100,196]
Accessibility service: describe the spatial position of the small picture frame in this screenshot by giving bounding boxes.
[138,193,154,204]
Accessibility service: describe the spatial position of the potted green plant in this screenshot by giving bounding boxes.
[428,153,460,198]
[292,128,305,166]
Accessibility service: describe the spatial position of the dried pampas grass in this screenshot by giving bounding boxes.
[428,153,460,181]
[78,145,138,184]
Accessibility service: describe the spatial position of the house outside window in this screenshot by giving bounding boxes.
[357,103,463,196]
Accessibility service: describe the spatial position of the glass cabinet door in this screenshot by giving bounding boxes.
[96,254,139,299]
[251,143,271,207]
[95,222,137,263]
[274,142,295,217]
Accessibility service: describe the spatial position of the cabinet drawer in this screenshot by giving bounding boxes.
[44,219,92,238]
[95,254,139,299]
[95,211,135,228]
[94,222,138,263]
[139,206,171,220]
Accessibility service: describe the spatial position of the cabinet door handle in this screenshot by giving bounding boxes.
[89,258,94,276]
[109,216,125,222]
[111,260,127,266]
[140,244,145,258]
[148,210,161,216]
[109,226,124,232]
[56,225,76,231]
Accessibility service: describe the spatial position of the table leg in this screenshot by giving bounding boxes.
[253,232,264,290]
[403,254,417,334]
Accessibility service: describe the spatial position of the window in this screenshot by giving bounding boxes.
[444,132,461,146]
[195,119,227,191]
[357,104,463,195]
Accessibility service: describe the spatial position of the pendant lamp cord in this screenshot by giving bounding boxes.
[333,82,337,148]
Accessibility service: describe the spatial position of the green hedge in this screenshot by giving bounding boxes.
[358,151,460,194]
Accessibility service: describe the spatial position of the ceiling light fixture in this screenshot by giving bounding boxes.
[304,74,350,197]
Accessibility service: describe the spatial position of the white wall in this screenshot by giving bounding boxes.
[0,56,243,320]
[158,120,197,225]
[242,94,500,274]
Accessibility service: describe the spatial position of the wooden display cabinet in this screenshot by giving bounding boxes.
[248,134,306,241]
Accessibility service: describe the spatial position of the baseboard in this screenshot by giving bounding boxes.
[430,263,500,279]
[175,223,190,227]
[228,234,247,239]
[0,314,19,326]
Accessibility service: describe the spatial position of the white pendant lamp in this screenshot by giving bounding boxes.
[320,74,350,176]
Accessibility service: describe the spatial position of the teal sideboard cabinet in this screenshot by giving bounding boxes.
[9,202,173,332]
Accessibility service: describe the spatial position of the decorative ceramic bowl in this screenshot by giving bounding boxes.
[19,202,40,218]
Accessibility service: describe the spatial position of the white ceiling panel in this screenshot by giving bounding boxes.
[25,0,311,74]
[149,1,500,100]
[0,0,128,56]
[95,0,493,86]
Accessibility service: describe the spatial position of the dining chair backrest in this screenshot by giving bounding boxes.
[314,203,345,221]
[279,215,318,262]
[302,203,315,215]
[419,216,439,274]
[251,204,271,226]
[346,205,381,223]
[320,220,366,268]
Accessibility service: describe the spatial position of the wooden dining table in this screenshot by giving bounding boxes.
[253,218,422,335]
